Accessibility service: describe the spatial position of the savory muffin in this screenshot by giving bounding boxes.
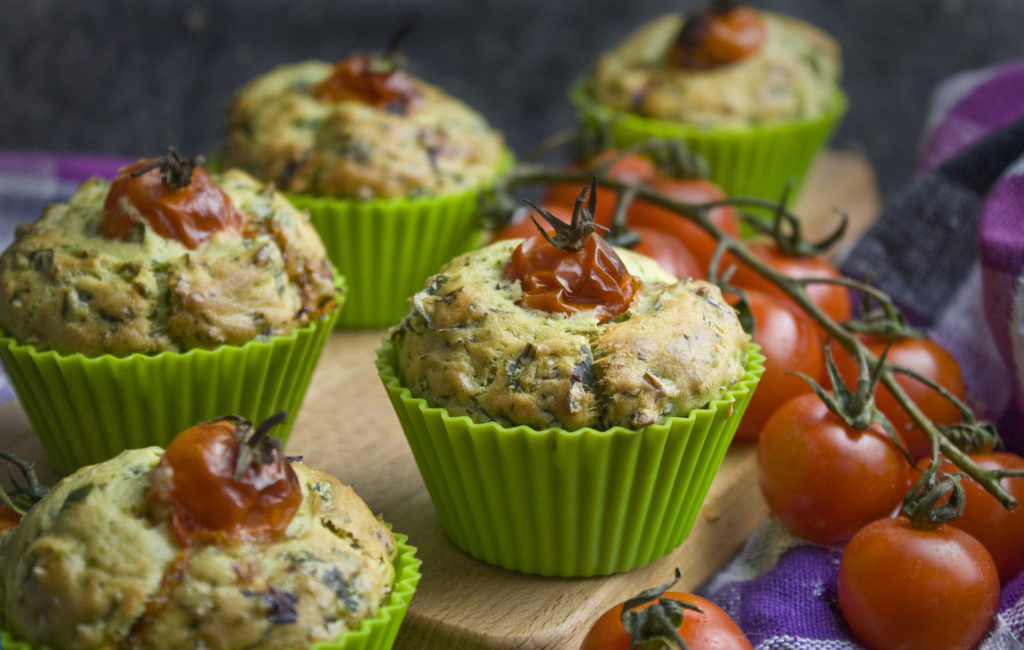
[589,8,841,127]
[221,58,505,200]
[392,236,748,431]
[0,417,397,650]
[0,152,337,357]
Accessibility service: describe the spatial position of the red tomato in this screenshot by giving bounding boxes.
[581,592,752,650]
[628,176,741,274]
[154,416,301,544]
[544,151,658,225]
[667,5,766,69]
[0,505,20,533]
[838,516,999,650]
[730,289,826,442]
[102,153,242,249]
[757,393,909,545]
[313,54,423,113]
[831,336,965,460]
[727,241,853,325]
[915,453,1024,583]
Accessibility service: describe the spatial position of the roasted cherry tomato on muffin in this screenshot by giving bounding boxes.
[505,186,637,324]
[581,569,752,650]
[838,515,999,650]
[913,452,1024,583]
[667,0,766,70]
[544,151,658,225]
[152,413,301,544]
[729,289,825,442]
[314,53,423,113]
[102,148,243,249]
[727,241,853,325]
[0,505,20,532]
[758,392,909,545]
[830,336,965,460]
[628,176,741,273]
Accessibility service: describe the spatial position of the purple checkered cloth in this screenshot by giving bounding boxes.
[701,61,1024,648]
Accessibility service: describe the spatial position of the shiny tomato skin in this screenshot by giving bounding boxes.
[728,241,853,325]
[831,337,965,460]
[757,393,909,545]
[668,6,766,69]
[915,453,1024,583]
[544,152,658,225]
[156,419,301,544]
[580,592,752,650]
[313,54,423,112]
[628,176,741,274]
[731,289,825,442]
[838,517,999,650]
[102,158,243,249]
[0,506,20,533]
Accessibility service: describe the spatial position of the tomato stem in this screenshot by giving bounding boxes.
[130,147,204,191]
[0,448,49,515]
[620,568,698,650]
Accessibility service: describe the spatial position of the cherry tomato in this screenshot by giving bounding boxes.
[505,230,637,324]
[838,516,999,650]
[730,289,826,442]
[914,453,1024,583]
[757,393,909,545]
[0,505,20,533]
[102,156,242,249]
[667,5,766,69]
[544,152,658,225]
[313,54,423,113]
[831,336,965,460]
[727,241,853,325]
[492,204,703,279]
[627,176,741,274]
[154,417,301,544]
[581,592,751,650]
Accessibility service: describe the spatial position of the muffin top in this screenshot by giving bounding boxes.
[0,421,396,650]
[589,9,841,126]
[0,155,337,357]
[221,58,506,200]
[392,237,749,431]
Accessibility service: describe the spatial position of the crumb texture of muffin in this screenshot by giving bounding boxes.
[221,60,505,199]
[0,168,337,356]
[0,448,396,650]
[590,12,841,126]
[392,239,749,430]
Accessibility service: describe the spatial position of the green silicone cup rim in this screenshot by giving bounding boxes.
[376,337,765,577]
[286,149,515,330]
[0,531,420,650]
[569,78,848,203]
[0,278,346,476]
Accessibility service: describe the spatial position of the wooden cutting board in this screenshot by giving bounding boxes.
[0,150,880,649]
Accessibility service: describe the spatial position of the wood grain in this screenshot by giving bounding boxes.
[0,150,879,649]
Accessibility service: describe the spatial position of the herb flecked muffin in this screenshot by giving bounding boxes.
[378,194,764,576]
[0,151,344,474]
[0,416,419,650]
[573,0,846,201]
[219,47,509,328]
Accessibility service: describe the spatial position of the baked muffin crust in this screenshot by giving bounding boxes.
[0,448,396,650]
[221,60,505,199]
[590,12,841,126]
[393,240,749,430]
[0,168,336,356]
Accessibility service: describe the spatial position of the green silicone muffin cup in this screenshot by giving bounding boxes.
[376,338,765,578]
[570,79,848,205]
[0,532,421,650]
[287,151,514,330]
[0,281,345,476]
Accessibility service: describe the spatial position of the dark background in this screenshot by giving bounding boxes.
[1,0,1022,199]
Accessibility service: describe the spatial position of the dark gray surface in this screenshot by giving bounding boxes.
[2,0,1022,198]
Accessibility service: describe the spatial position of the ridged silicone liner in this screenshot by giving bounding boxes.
[0,282,345,476]
[570,80,848,205]
[0,533,421,650]
[376,338,765,577]
[287,151,513,330]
